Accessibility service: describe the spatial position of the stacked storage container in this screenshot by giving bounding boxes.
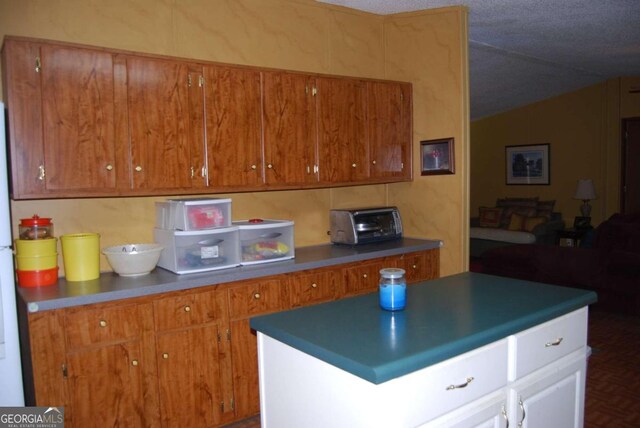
[234,219,295,265]
[154,198,240,274]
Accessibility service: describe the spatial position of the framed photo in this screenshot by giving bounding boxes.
[505,144,550,185]
[420,138,455,176]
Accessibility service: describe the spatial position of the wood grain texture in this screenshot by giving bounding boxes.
[127,56,193,190]
[205,65,262,188]
[28,310,66,407]
[317,76,369,183]
[40,45,117,192]
[263,71,318,185]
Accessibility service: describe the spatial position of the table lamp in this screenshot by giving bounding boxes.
[573,179,597,217]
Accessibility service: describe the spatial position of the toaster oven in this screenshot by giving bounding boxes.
[329,207,402,245]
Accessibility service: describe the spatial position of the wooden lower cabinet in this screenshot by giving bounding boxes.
[24,249,439,426]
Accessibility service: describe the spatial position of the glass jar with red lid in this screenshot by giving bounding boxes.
[19,215,54,240]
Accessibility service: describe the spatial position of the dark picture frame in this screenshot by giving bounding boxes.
[505,143,550,185]
[420,138,455,176]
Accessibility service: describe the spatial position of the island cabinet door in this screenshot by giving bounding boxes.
[227,278,290,419]
[61,303,160,428]
[343,259,384,296]
[289,268,341,307]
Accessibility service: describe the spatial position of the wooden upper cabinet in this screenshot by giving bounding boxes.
[368,81,412,180]
[2,40,119,197]
[317,77,369,183]
[263,71,318,185]
[126,56,197,191]
[204,65,263,189]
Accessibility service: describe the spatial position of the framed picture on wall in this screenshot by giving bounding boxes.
[505,143,550,185]
[421,138,455,175]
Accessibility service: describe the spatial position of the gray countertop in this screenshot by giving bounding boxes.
[18,237,442,313]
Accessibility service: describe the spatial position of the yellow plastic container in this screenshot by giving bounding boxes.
[15,254,58,270]
[61,233,100,281]
[15,238,58,256]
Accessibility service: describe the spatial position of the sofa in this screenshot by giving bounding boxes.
[470,197,565,258]
[481,213,640,314]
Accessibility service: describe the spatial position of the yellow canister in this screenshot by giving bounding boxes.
[15,238,58,256]
[15,254,58,271]
[61,233,101,281]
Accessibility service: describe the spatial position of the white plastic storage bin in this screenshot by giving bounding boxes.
[154,227,240,274]
[234,219,295,265]
[155,198,232,230]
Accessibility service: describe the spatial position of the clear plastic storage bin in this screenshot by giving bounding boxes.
[155,198,232,230]
[154,226,240,274]
[234,219,294,265]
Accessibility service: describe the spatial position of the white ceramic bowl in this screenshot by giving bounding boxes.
[102,243,163,277]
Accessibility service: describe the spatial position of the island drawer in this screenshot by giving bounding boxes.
[64,304,143,349]
[508,307,588,380]
[153,289,227,331]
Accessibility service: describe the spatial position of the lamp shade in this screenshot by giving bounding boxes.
[574,179,597,200]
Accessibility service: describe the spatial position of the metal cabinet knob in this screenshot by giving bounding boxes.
[99,320,107,328]
[362,273,368,279]
[131,360,139,366]
[351,163,357,168]
[251,164,257,170]
[135,165,143,172]
[412,264,417,269]
[184,305,191,313]
[254,293,261,300]
[267,164,273,169]
[162,353,169,359]
[106,164,114,171]
[311,283,318,289]
[372,160,377,165]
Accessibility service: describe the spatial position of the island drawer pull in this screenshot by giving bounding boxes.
[545,337,563,347]
[446,376,474,390]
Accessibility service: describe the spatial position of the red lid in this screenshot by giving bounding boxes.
[248,218,264,223]
[20,215,52,227]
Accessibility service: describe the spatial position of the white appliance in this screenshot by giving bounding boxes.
[0,101,25,405]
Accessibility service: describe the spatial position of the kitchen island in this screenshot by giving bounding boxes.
[251,272,597,427]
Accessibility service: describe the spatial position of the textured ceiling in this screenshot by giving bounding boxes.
[317,0,640,120]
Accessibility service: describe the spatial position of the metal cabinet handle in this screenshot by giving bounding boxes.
[518,398,526,427]
[106,164,114,171]
[267,164,273,169]
[502,405,509,428]
[446,376,474,390]
[37,164,45,181]
[311,283,318,289]
[412,264,417,269]
[184,305,191,312]
[372,160,377,165]
[99,320,107,328]
[162,353,169,359]
[351,163,357,168]
[190,166,195,178]
[253,293,261,300]
[135,165,143,172]
[362,273,368,279]
[131,359,139,366]
[251,164,257,170]
[545,337,563,347]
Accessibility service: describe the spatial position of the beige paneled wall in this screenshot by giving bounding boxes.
[470,79,635,227]
[1,0,468,275]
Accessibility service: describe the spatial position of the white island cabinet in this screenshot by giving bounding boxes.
[251,273,595,428]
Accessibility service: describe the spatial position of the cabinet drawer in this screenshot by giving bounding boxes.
[396,339,509,425]
[65,304,142,349]
[228,278,289,319]
[343,261,382,296]
[399,250,439,283]
[290,270,340,307]
[154,289,226,331]
[509,308,588,380]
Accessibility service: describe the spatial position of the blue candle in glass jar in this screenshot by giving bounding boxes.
[379,268,406,311]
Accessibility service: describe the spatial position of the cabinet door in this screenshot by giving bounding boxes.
[343,260,383,296]
[317,77,369,183]
[289,269,340,307]
[368,81,412,180]
[508,356,586,428]
[127,56,196,190]
[205,65,263,188]
[65,342,147,427]
[399,249,440,284]
[156,325,234,427]
[263,71,318,185]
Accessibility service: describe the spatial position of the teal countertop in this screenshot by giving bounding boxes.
[250,272,597,384]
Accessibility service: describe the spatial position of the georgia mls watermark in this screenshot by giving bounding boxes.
[0,407,64,428]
